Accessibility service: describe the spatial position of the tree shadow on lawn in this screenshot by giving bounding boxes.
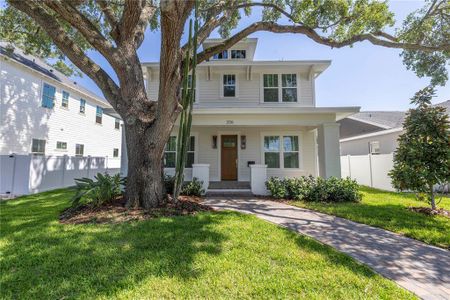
[1,191,409,299]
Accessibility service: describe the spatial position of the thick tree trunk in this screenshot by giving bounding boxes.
[124,119,171,209]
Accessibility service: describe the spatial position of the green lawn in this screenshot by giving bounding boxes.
[0,189,414,299]
[288,186,450,249]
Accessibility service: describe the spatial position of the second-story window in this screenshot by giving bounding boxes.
[223,74,236,97]
[61,91,69,108]
[96,106,103,124]
[213,50,228,60]
[181,74,196,101]
[231,50,246,59]
[113,148,119,157]
[282,74,297,102]
[263,74,298,103]
[115,118,120,129]
[42,83,55,108]
[80,99,86,114]
[263,74,279,102]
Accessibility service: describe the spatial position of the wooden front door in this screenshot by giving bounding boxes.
[221,135,238,180]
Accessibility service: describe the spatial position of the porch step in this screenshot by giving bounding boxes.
[208,181,251,190]
[206,189,253,197]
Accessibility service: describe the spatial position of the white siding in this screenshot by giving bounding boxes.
[166,125,318,182]
[0,58,122,158]
[340,130,402,156]
[145,66,315,107]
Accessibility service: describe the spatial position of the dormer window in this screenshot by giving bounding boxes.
[231,50,246,59]
[213,50,228,60]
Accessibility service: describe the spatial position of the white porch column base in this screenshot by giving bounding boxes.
[317,122,341,178]
[192,164,210,194]
[250,164,268,195]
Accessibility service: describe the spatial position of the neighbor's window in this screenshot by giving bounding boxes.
[263,74,279,102]
[96,106,103,124]
[56,141,67,150]
[113,148,119,157]
[231,49,246,59]
[223,74,236,97]
[61,91,69,108]
[115,118,120,129]
[79,99,86,114]
[264,136,280,168]
[164,136,177,168]
[42,83,56,108]
[186,136,195,168]
[283,136,299,168]
[282,74,297,102]
[31,139,46,154]
[369,141,380,154]
[213,50,228,60]
[75,144,84,156]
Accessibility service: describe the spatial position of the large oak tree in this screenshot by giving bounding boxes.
[1,0,449,208]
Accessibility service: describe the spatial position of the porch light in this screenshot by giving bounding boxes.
[212,135,217,149]
[241,135,247,149]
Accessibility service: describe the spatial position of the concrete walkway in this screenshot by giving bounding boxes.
[203,197,450,300]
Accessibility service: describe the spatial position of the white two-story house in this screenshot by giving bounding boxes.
[0,43,122,159]
[141,38,359,194]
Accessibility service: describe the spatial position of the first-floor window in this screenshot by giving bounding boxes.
[164,136,177,168]
[75,144,84,156]
[264,135,300,168]
[264,136,280,168]
[113,148,119,157]
[56,141,67,150]
[31,139,46,154]
[369,141,380,154]
[283,136,299,168]
[164,136,196,168]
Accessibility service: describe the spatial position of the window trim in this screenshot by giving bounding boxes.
[220,73,238,99]
[260,73,300,103]
[61,91,70,109]
[163,133,198,169]
[261,132,303,169]
[75,144,84,157]
[31,138,46,155]
[41,82,56,109]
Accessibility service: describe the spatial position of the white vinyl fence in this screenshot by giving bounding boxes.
[0,154,121,197]
[341,153,395,191]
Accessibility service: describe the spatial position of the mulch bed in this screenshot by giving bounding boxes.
[408,206,450,219]
[59,195,213,225]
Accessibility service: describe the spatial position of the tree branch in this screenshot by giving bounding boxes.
[96,0,120,41]
[118,0,156,47]
[197,22,450,63]
[8,0,121,110]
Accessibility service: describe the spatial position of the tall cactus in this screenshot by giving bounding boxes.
[173,3,198,200]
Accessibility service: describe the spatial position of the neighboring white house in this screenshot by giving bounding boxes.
[137,38,359,194]
[0,42,122,158]
[339,101,449,156]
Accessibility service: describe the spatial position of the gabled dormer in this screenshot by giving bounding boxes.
[203,38,258,61]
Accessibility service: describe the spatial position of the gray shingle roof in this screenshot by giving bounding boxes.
[349,111,406,129]
[0,42,108,106]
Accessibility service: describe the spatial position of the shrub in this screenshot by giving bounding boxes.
[266,176,361,203]
[72,173,125,207]
[181,177,205,196]
[164,174,175,195]
[265,177,288,199]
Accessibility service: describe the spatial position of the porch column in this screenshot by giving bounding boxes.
[192,164,210,194]
[317,123,341,178]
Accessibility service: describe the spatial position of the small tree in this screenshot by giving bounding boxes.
[389,87,450,210]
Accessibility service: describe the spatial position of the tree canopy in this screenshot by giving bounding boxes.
[1,0,449,85]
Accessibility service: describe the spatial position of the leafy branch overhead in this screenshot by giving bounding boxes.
[1,0,449,87]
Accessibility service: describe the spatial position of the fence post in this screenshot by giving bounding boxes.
[10,154,17,196]
[347,154,352,178]
[368,154,374,187]
[87,155,91,178]
[61,155,67,187]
